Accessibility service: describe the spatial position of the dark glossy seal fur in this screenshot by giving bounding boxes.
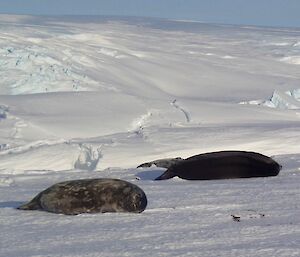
[155,151,281,180]
[137,157,184,169]
[18,178,147,215]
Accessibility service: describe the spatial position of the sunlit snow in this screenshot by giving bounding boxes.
[0,15,300,257]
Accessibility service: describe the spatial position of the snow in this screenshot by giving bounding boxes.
[0,15,300,257]
[280,56,300,65]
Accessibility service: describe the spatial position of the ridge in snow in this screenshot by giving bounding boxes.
[240,88,300,110]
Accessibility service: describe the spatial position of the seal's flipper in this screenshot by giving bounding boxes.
[154,170,176,180]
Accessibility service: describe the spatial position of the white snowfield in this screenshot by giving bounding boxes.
[0,15,300,257]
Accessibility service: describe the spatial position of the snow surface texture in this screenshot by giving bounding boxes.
[0,15,300,257]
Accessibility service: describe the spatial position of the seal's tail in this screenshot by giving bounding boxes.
[17,199,40,210]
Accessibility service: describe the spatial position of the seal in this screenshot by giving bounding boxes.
[137,157,184,169]
[155,151,281,180]
[18,178,147,215]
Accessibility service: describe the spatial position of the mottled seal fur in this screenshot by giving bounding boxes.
[155,151,281,180]
[18,178,147,215]
[137,157,184,169]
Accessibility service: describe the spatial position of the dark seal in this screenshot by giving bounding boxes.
[137,157,184,169]
[18,178,147,215]
[155,151,281,180]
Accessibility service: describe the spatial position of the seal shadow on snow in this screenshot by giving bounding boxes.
[0,201,24,208]
[135,168,165,181]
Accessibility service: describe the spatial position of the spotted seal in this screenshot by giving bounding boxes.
[18,178,147,215]
[155,151,281,180]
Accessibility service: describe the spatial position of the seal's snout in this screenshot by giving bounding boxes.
[139,193,148,213]
[130,191,147,213]
[274,162,282,173]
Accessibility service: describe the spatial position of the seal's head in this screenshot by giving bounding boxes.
[120,185,147,213]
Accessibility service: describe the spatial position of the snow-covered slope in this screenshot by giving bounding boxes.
[0,15,300,257]
[1,15,300,100]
